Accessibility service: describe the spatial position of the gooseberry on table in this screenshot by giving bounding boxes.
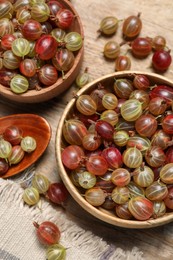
[46,244,66,260]
[98,16,119,35]
[122,13,142,39]
[152,49,172,72]
[115,55,131,71]
[46,182,69,205]
[33,221,61,246]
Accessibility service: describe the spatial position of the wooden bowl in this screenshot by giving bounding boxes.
[0,0,84,103]
[0,114,51,178]
[55,71,173,229]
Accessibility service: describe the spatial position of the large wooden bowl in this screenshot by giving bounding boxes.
[0,0,84,103]
[56,71,173,229]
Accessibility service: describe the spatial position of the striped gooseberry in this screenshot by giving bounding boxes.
[103,41,120,59]
[100,110,119,126]
[115,202,133,220]
[10,74,29,94]
[22,19,43,41]
[61,145,84,170]
[1,34,16,50]
[128,196,153,220]
[98,16,119,35]
[133,165,154,187]
[121,99,142,122]
[23,187,40,205]
[151,129,171,150]
[33,221,61,246]
[0,139,12,159]
[144,146,166,168]
[82,133,101,151]
[114,78,134,99]
[11,38,30,58]
[62,119,88,145]
[38,64,58,85]
[115,55,131,71]
[19,59,37,77]
[126,135,151,154]
[145,181,168,201]
[86,155,108,176]
[35,34,58,60]
[53,8,74,30]
[3,125,23,145]
[64,32,83,52]
[111,168,131,186]
[113,130,129,147]
[135,114,158,137]
[101,147,123,169]
[111,186,129,204]
[0,18,14,37]
[85,187,106,206]
[160,163,173,184]
[20,136,37,153]
[127,181,145,198]
[76,94,97,116]
[46,244,66,260]
[8,145,25,165]
[122,13,142,39]
[78,171,97,189]
[0,0,14,19]
[32,174,50,194]
[148,97,167,116]
[153,201,166,218]
[30,3,50,23]
[102,93,118,110]
[122,147,143,168]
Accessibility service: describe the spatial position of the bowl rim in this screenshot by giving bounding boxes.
[0,0,84,103]
[55,71,173,229]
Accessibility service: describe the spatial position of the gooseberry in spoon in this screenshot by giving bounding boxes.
[3,125,23,145]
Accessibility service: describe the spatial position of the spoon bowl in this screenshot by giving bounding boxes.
[0,114,51,178]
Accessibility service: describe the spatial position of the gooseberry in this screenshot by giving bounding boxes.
[33,221,61,246]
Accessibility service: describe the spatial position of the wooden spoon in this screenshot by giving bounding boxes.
[0,114,51,178]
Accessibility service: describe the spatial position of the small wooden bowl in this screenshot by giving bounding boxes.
[0,114,51,178]
[0,0,84,103]
[56,71,173,229]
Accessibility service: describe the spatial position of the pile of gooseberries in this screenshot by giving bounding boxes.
[99,13,172,72]
[0,125,37,175]
[0,0,83,94]
[61,73,173,221]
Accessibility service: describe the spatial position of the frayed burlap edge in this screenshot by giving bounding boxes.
[0,179,144,260]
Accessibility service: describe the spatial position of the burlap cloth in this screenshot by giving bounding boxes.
[0,176,144,260]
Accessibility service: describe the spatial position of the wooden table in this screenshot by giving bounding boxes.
[1,0,173,259]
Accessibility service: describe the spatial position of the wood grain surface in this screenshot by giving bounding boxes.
[1,0,173,259]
